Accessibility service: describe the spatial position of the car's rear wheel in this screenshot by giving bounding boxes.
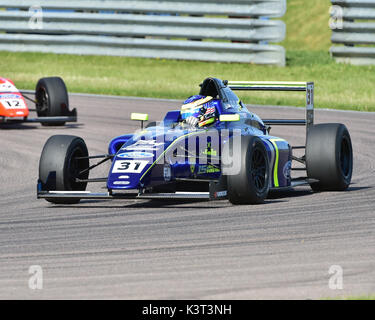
[35,77,69,126]
[306,123,353,191]
[39,135,89,204]
[223,135,270,204]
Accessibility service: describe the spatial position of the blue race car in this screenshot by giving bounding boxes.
[37,78,353,205]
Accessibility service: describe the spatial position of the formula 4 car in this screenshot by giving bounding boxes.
[37,77,353,205]
[0,77,77,126]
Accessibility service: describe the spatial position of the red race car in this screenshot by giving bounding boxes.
[0,77,77,126]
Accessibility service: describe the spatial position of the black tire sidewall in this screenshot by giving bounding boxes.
[306,123,353,191]
[39,135,89,204]
[35,77,69,126]
[225,135,270,204]
[62,140,89,192]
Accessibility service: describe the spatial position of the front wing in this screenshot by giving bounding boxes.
[1,108,77,124]
[37,178,317,202]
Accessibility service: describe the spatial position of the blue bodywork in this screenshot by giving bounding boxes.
[106,78,292,192]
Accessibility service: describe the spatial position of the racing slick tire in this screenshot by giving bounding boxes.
[35,77,69,126]
[223,135,270,204]
[39,135,89,204]
[306,123,353,192]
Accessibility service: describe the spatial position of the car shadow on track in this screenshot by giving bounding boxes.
[43,185,369,210]
[49,198,286,210]
[0,123,83,130]
[39,124,84,129]
[0,124,38,130]
[267,188,313,200]
[346,185,372,192]
[266,184,371,200]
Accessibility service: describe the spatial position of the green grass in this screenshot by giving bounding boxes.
[282,0,332,51]
[344,295,375,300]
[0,0,374,111]
[2,50,374,111]
[323,294,375,300]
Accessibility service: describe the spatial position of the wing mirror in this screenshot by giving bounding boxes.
[131,113,149,129]
[219,114,240,122]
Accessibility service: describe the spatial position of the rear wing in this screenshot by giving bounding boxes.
[226,81,314,133]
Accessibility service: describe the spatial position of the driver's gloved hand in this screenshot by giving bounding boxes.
[185,116,199,128]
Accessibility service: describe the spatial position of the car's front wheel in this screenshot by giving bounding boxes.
[35,77,69,126]
[223,135,270,204]
[39,135,89,204]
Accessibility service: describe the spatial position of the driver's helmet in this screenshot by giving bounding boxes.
[180,95,207,121]
[180,94,216,125]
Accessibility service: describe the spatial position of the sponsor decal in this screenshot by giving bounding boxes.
[118,175,129,179]
[190,164,196,174]
[163,164,172,181]
[0,82,18,93]
[0,94,21,99]
[214,191,227,198]
[202,142,217,156]
[117,152,154,159]
[283,160,292,179]
[198,164,220,174]
[122,140,164,151]
[113,181,130,185]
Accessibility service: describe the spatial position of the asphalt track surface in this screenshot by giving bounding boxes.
[0,93,374,300]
